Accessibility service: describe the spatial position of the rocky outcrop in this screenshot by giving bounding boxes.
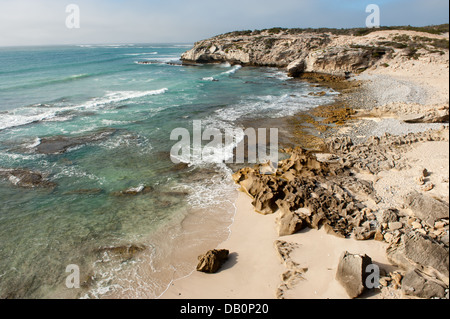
[181,30,395,77]
[403,191,449,227]
[233,147,378,239]
[326,128,448,174]
[336,251,373,299]
[274,241,308,299]
[196,249,230,274]
[386,233,449,286]
[35,129,116,155]
[402,270,447,299]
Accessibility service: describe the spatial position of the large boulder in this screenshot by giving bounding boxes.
[403,191,449,227]
[386,233,449,285]
[196,249,230,274]
[402,270,446,299]
[336,251,373,299]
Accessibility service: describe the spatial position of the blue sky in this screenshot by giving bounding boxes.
[0,0,448,46]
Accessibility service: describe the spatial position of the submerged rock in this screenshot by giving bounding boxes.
[0,168,56,189]
[111,185,154,197]
[196,249,230,273]
[35,129,116,154]
[97,244,146,262]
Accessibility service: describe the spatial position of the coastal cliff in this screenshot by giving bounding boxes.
[182,26,449,77]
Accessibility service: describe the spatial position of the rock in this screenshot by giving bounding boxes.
[384,233,395,244]
[196,249,230,274]
[381,209,399,223]
[412,222,423,230]
[421,183,435,192]
[374,231,384,242]
[276,204,307,237]
[416,176,425,186]
[0,168,56,189]
[435,221,446,229]
[386,233,449,285]
[323,223,346,239]
[402,270,446,299]
[112,185,153,197]
[35,129,116,154]
[354,227,376,241]
[97,244,146,262]
[336,251,373,299]
[308,91,327,97]
[389,222,403,231]
[287,59,305,77]
[403,191,449,227]
[390,272,403,286]
[403,106,449,124]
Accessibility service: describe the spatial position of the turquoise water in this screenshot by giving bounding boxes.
[0,44,334,298]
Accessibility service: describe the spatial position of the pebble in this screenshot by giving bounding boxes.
[421,183,435,192]
[412,222,422,229]
[384,233,395,243]
[417,229,427,236]
[389,222,403,231]
[435,221,446,229]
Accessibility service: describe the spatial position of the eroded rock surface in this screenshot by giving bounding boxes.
[196,249,230,274]
[0,168,56,189]
[336,251,373,299]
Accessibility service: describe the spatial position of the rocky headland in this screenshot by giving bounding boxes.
[163,25,449,300]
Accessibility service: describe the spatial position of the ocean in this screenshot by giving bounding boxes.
[0,43,335,298]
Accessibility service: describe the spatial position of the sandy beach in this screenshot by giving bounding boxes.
[162,29,449,300]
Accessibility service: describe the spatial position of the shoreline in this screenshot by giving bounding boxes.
[161,44,449,299]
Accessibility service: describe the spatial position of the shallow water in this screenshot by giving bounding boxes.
[0,44,336,298]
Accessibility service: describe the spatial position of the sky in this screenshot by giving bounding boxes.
[0,0,448,46]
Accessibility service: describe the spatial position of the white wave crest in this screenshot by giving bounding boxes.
[221,65,242,76]
[0,89,168,131]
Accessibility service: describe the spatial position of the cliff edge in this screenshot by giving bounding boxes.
[181,26,449,78]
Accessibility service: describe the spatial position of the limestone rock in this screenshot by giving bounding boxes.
[380,209,399,223]
[197,249,230,274]
[336,251,373,299]
[181,31,390,78]
[403,191,449,227]
[402,270,446,299]
[386,233,449,285]
[276,204,307,237]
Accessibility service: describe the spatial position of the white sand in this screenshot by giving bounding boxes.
[162,192,395,299]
